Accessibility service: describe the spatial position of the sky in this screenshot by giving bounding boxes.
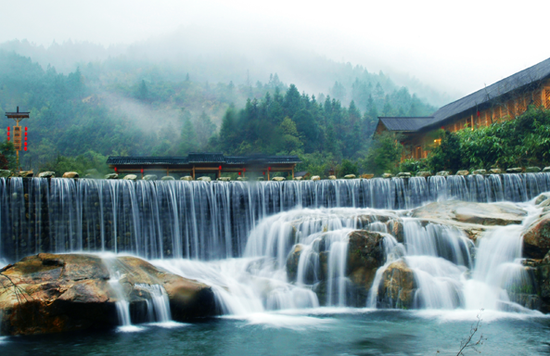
[1,0,550,97]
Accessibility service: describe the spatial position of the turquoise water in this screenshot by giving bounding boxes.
[2,309,549,356]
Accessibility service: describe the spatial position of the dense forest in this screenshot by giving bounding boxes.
[0,44,438,176]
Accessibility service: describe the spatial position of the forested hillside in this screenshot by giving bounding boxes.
[0,44,438,175]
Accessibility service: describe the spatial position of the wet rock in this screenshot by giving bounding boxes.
[62,172,79,179]
[294,177,302,180]
[311,176,321,181]
[256,177,264,181]
[525,166,541,173]
[143,175,157,181]
[19,170,33,178]
[180,176,193,181]
[123,174,138,181]
[436,171,451,176]
[218,177,231,181]
[538,253,550,313]
[286,244,304,282]
[396,172,411,178]
[328,175,337,180]
[412,201,526,227]
[344,174,356,179]
[522,214,550,259]
[376,260,417,309]
[346,231,386,292]
[387,219,404,243]
[104,173,118,179]
[535,193,550,206]
[489,168,501,174]
[416,171,431,178]
[543,167,550,173]
[361,174,374,179]
[456,170,469,176]
[472,169,487,175]
[38,171,55,178]
[161,176,175,181]
[506,167,523,173]
[382,173,393,178]
[0,254,217,335]
[272,177,285,181]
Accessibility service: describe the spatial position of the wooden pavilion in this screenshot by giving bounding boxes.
[106,153,301,180]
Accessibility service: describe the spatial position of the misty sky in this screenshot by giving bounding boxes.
[1,0,549,97]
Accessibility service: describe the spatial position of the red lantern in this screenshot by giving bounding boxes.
[263,171,265,175]
[268,167,271,171]
[24,127,27,131]
[243,168,246,172]
[24,147,27,151]
[7,127,9,131]
[219,165,222,170]
[141,168,144,174]
[114,167,118,173]
[238,171,241,175]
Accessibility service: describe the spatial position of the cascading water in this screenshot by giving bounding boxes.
[135,284,172,323]
[0,175,548,323]
[2,174,550,262]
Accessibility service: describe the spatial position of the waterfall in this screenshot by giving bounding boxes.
[1,174,550,262]
[0,175,548,318]
[135,284,172,323]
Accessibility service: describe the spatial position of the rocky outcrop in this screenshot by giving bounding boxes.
[536,254,550,313]
[287,230,387,306]
[62,172,79,178]
[104,173,118,179]
[38,171,55,178]
[416,171,431,178]
[161,176,175,181]
[522,214,550,259]
[0,169,11,178]
[143,175,157,181]
[123,174,138,181]
[346,231,385,294]
[0,253,216,335]
[376,260,417,309]
[411,201,527,240]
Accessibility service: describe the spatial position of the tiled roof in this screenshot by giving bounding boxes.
[107,154,301,166]
[378,56,550,133]
[378,117,434,132]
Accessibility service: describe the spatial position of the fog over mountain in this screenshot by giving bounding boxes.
[2,0,549,108]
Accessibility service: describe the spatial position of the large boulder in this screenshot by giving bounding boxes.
[0,253,216,335]
[536,254,550,313]
[376,259,417,309]
[346,231,386,291]
[522,214,550,259]
[62,172,79,178]
[411,201,527,240]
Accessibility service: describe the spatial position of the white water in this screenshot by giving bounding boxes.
[135,284,173,324]
[101,257,144,332]
[151,202,544,317]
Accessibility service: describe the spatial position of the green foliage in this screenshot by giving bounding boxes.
[39,150,108,176]
[427,130,462,172]
[398,158,428,175]
[0,140,17,171]
[362,132,403,175]
[339,159,358,177]
[0,48,437,173]
[427,106,550,171]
